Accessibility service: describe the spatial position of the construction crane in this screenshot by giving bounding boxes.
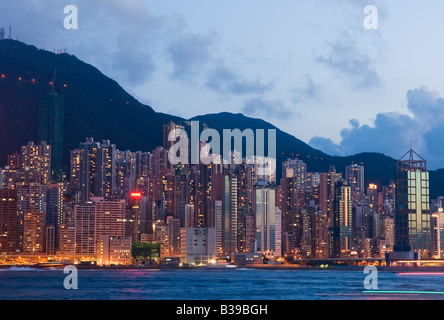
[50,68,57,93]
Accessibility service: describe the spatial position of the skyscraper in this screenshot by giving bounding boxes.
[254,181,282,259]
[74,203,96,256]
[333,181,352,258]
[21,142,51,185]
[39,92,64,180]
[70,139,117,202]
[345,164,365,205]
[23,207,45,253]
[46,183,63,249]
[0,189,18,254]
[394,149,431,257]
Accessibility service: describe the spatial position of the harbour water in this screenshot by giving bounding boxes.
[1,268,444,300]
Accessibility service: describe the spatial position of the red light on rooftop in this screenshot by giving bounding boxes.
[131,192,142,199]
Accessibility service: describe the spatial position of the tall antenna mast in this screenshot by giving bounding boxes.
[8,25,11,39]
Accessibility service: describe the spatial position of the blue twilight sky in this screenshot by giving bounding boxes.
[1,0,444,168]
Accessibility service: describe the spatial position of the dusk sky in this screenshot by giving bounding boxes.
[2,0,444,168]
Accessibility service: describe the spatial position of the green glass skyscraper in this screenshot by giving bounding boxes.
[39,92,64,180]
[395,149,431,257]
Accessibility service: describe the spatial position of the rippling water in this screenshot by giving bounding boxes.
[1,268,443,300]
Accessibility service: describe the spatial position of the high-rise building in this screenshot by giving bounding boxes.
[282,158,307,191]
[333,181,352,258]
[46,184,63,248]
[222,174,238,255]
[70,139,117,202]
[345,164,365,205]
[0,189,18,254]
[39,92,64,179]
[254,181,282,259]
[23,207,45,253]
[74,203,96,256]
[95,200,126,249]
[21,142,51,185]
[167,217,181,257]
[45,226,56,255]
[58,224,75,256]
[16,183,46,252]
[431,197,444,259]
[311,210,329,259]
[394,149,431,257]
[178,202,195,229]
[431,213,441,259]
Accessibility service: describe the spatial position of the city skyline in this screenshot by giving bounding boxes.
[2,2,444,303]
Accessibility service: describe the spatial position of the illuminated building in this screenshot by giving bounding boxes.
[23,207,45,253]
[282,158,307,191]
[332,181,352,258]
[431,213,441,259]
[178,202,195,229]
[58,224,75,256]
[180,227,216,265]
[46,183,63,248]
[21,142,51,185]
[16,183,46,252]
[45,225,55,255]
[280,171,303,255]
[394,149,431,257]
[70,138,118,202]
[380,215,395,252]
[0,189,18,254]
[155,222,169,257]
[7,152,20,170]
[223,174,238,255]
[431,197,444,258]
[98,235,132,266]
[39,92,64,180]
[311,210,329,259]
[345,164,365,205]
[167,217,181,257]
[74,203,96,256]
[95,200,126,249]
[254,181,282,259]
[367,184,379,210]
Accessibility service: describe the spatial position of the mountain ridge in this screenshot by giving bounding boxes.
[1,39,443,198]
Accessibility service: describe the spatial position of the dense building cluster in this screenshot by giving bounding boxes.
[0,92,443,267]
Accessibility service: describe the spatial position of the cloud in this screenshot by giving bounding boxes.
[0,0,213,86]
[206,64,273,95]
[167,33,215,80]
[242,98,294,120]
[291,75,323,104]
[309,87,444,169]
[315,32,382,90]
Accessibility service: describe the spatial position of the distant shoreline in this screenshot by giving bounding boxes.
[2,264,444,273]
